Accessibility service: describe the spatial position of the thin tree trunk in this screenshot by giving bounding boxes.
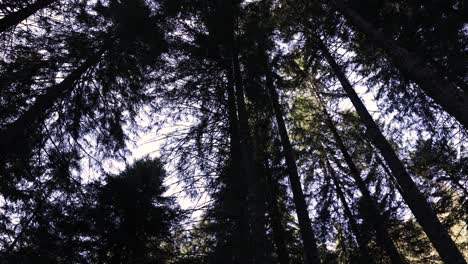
[332,0,468,129]
[316,103,406,264]
[317,40,467,264]
[266,69,322,264]
[0,0,56,33]
[323,158,375,264]
[0,51,103,152]
[226,66,250,264]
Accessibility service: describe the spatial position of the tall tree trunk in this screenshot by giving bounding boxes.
[232,53,270,264]
[0,0,56,33]
[332,0,468,129]
[226,66,251,264]
[323,158,375,264]
[221,1,269,260]
[266,69,322,264]
[0,51,103,152]
[317,40,467,264]
[264,157,291,264]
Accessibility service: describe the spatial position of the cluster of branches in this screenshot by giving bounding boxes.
[0,0,466,263]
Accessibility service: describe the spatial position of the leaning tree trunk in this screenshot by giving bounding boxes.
[317,40,467,264]
[0,0,56,33]
[0,50,103,153]
[226,66,251,264]
[332,0,468,129]
[323,158,375,264]
[266,69,322,264]
[318,110,406,264]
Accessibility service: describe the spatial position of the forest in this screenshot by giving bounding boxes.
[0,0,466,263]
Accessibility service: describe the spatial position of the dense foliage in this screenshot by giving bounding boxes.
[0,0,466,263]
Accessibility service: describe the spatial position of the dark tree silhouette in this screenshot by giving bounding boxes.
[0,0,466,263]
[0,0,56,34]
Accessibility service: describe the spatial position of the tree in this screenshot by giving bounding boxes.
[268,71,322,264]
[87,158,181,263]
[1,0,466,263]
[329,0,468,129]
[2,157,182,264]
[314,38,466,264]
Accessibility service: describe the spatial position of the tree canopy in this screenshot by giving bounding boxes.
[0,0,466,263]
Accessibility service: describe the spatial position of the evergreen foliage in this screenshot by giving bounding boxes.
[0,0,466,263]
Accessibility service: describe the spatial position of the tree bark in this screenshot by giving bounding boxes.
[317,40,467,264]
[323,158,375,264]
[332,0,468,129]
[266,69,322,264]
[226,66,251,264]
[232,53,270,264]
[0,0,56,33]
